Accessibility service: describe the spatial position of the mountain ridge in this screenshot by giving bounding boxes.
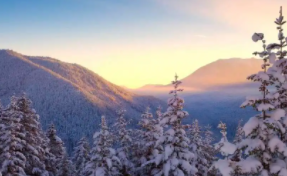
[132,58,262,94]
[0,49,166,153]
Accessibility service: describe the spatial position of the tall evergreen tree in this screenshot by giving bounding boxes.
[211,122,236,176]
[146,74,197,176]
[46,123,66,174]
[72,137,90,176]
[137,107,162,175]
[214,122,236,159]
[233,119,244,145]
[56,154,75,176]
[232,7,287,175]
[129,128,143,175]
[189,119,210,176]
[230,119,244,163]
[113,109,133,176]
[156,106,163,122]
[9,95,48,175]
[0,102,27,176]
[41,133,56,176]
[84,116,121,176]
[265,7,287,110]
[202,125,217,176]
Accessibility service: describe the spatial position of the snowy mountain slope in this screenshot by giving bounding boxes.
[133,58,262,94]
[180,58,261,88]
[0,49,165,153]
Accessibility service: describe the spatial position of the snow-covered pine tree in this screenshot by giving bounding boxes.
[47,123,65,159]
[233,119,244,145]
[234,8,287,175]
[189,119,210,176]
[72,137,90,176]
[265,6,287,111]
[211,122,236,176]
[137,107,163,175]
[138,106,156,164]
[9,95,48,176]
[215,122,236,158]
[0,100,27,176]
[216,122,236,158]
[56,154,75,176]
[147,74,197,176]
[156,106,163,122]
[129,128,143,175]
[41,133,57,176]
[84,116,121,176]
[202,125,217,176]
[230,119,244,163]
[113,109,133,176]
[46,123,66,174]
[261,6,287,147]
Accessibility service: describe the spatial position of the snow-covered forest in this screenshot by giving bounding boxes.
[3,5,287,176]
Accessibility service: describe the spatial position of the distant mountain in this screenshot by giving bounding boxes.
[133,58,262,94]
[180,58,261,88]
[0,49,165,153]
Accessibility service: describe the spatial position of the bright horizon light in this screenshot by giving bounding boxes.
[0,0,286,88]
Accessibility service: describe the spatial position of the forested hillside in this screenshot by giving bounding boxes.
[0,49,165,153]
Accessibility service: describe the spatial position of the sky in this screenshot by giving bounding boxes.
[0,0,287,88]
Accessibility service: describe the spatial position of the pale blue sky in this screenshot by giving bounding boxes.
[0,0,285,88]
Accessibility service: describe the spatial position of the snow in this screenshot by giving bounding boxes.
[269,52,277,63]
[95,167,105,176]
[222,141,236,155]
[216,139,236,156]
[212,159,233,176]
[238,138,265,155]
[282,117,287,126]
[163,161,170,176]
[181,160,194,173]
[282,82,287,89]
[268,137,287,155]
[243,116,259,136]
[106,158,112,169]
[236,156,262,174]
[266,43,281,52]
[54,136,63,143]
[272,71,285,83]
[264,118,286,133]
[270,159,286,174]
[171,158,179,167]
[279,169,287,176]
[240,96,259,107]
[164,145,173,160]
[155,154,163,165]
[257,103,274,111]
[257,71,269,81]
[261,170,268,176]
[274,91,280,99]
[271,109,285,120]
